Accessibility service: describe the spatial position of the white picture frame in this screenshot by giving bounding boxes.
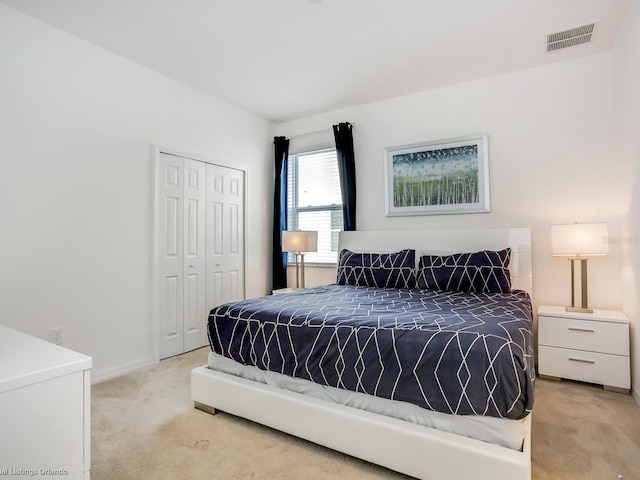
[384,134,490,216]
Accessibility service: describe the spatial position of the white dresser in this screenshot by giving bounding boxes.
[537,305,630,393]
[0,325,92,479]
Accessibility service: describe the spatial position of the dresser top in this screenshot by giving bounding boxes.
[538,305,629,324]
[0,325,92,394]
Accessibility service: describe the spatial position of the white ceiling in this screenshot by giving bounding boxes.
[2,0,630,122]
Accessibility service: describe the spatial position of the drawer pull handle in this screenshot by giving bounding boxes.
[569,357,595,364]
[568,327,595,333]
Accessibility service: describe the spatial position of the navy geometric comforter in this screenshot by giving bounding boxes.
[207,284,535,420]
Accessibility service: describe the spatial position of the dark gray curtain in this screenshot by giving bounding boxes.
[272,136,289,289]
[333,122,356,231]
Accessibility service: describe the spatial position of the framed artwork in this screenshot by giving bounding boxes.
[384,134,490,216]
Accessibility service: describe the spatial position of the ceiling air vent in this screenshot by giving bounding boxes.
[546,23,595,52]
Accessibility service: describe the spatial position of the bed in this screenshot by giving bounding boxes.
[191,228,534,479]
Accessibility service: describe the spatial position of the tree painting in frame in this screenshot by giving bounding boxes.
[385,134,490,216]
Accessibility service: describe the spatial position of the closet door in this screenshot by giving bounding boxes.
[182,159,207,352]
[158,153,185,359]
[158,154,208,358]
[206,164,245,310]
[157,153,245,360]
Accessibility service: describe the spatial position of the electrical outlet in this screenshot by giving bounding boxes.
[48,327,63,345]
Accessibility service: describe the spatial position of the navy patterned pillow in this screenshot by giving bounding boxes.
[336,249,416,289]
[417,248,512,293]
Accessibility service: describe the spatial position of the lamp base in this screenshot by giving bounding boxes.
[566,257,593,314]
[294,253,306,289]
[566,306,594,314]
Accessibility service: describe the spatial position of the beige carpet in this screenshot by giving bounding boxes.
[91,348,640,479]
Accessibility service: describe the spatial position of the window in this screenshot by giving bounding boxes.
[287,148,343,265]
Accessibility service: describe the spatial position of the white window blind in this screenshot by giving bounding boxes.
[287,148,343,265]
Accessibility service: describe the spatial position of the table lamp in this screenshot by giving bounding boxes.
[282,230,318,289]
[551,222,609,313]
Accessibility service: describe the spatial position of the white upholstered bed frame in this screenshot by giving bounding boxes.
[191,227,533,480]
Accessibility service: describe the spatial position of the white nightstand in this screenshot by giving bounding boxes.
[537,305,630,393]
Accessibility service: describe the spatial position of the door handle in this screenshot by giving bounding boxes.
[569,357,595,364]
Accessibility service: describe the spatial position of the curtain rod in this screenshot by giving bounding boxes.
[286,122,356,140]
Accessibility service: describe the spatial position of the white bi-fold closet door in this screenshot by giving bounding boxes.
[157,152,245,359]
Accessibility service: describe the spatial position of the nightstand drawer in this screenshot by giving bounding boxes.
[538,315,629,356]
[538,346,630,389]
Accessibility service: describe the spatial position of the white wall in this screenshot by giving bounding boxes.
[276,54,625,315]
[612,0,640,401]
[0,4,273,382]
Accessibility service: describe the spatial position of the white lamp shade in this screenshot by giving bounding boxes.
[550,222,609,256]
[282,230,318,253]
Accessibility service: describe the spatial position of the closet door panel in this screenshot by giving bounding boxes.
[158,153,184,359]
[225,168,245,303]
[210,271,224,312]
[183,158,207,352]
[163,275,182,338]
[206,164,245,310]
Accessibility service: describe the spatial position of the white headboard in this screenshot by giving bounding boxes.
[338,228,532,296]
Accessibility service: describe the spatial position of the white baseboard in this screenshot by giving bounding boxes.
[91,356,156,385]
[632,387,640,406]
